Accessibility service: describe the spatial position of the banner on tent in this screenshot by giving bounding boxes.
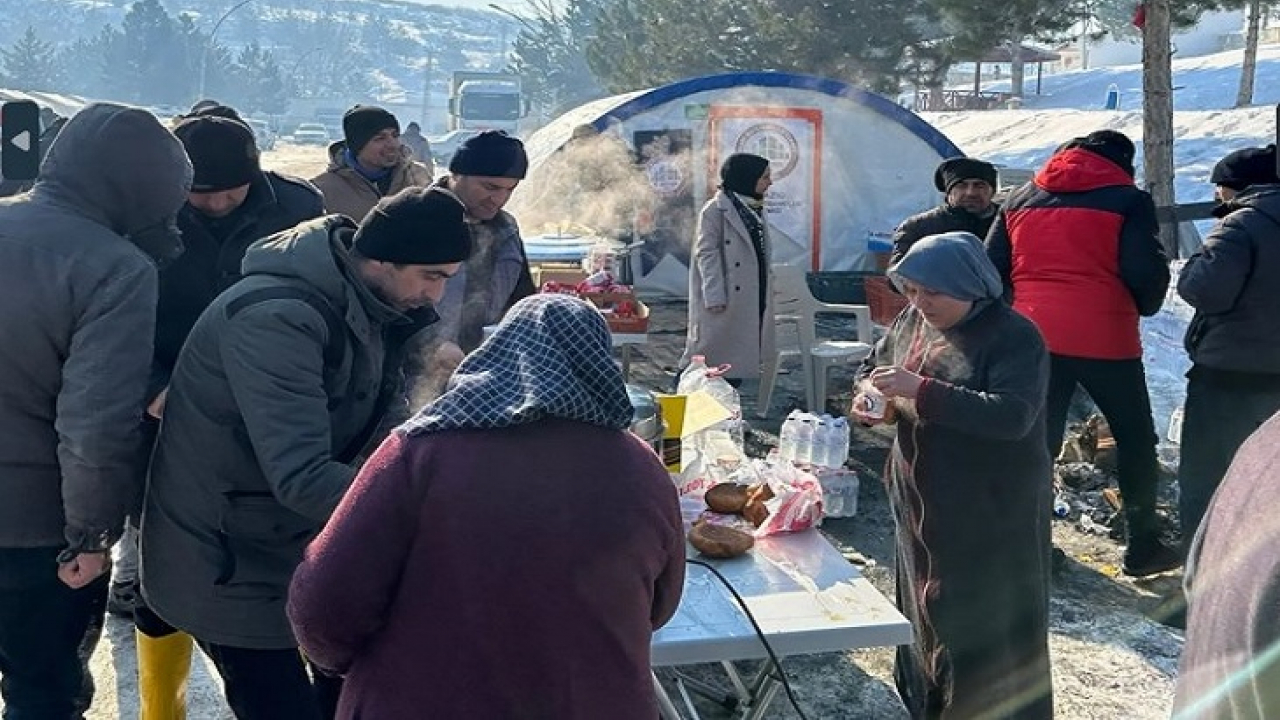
[708,106,824,270]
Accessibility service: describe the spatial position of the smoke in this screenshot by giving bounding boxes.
[507,129,660,239]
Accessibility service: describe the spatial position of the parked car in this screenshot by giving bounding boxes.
[292,123,330,146]
[427,129,480,166]
[245,117,277,151]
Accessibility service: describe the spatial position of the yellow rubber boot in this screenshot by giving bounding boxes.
[136,629,193,720]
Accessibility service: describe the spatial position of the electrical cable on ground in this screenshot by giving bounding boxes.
[685,558,811,720]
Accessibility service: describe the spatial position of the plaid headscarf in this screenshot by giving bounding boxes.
[402,294,634,435]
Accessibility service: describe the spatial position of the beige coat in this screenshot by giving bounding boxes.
[683,191,776,380]
[310,142,434,222]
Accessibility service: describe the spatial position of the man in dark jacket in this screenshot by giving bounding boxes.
[987,130,1177,577]
[891,156,1000,263]
[108,105,327,719]
[1174,411,1280,716]
[1176,144,1280,554]
[139,186,472,720]
[417,130,536,400]
[0,102,191,718]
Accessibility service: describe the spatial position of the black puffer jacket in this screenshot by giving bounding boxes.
[891,203,999,264]
[152,170,324,395]
[1179,185,1280,376]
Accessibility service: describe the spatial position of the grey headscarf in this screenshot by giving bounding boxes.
[888,231,1003,303]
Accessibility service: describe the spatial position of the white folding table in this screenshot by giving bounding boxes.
[651,530,912,719]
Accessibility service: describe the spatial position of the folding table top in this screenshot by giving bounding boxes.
[652,528,912,667]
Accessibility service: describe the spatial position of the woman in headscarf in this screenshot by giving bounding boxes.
[683,153,775,383]
[852,232,1054,719]
[287,294,685,720]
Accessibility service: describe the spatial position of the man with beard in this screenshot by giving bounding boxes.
[415,130,536,394]
[108,106,325,720]
[140,186,472,719]
[892,157,1001,263]
[311,105,433,221]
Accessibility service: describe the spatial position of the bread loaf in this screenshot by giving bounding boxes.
[705,484,750,514]
[688,522,754,559]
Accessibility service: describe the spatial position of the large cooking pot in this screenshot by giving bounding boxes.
[626,384,664,454]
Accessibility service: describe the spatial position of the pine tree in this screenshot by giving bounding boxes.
[233,42,287,114]
[0,26,64,91]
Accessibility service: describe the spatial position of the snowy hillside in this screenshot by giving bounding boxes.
[926,44,1280,206]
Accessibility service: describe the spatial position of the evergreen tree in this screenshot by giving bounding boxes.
[507,0,607,116]
[0,26,64,91]
[232,41,287,114]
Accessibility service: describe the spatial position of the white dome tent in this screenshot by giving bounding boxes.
[512,71,964,296]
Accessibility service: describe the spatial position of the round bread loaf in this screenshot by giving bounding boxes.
[705,483,750,514]
[689,522,754,559]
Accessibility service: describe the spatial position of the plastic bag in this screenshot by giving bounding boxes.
[749,459,825,537]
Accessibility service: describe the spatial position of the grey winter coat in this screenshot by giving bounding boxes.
[0,103,191,551]
[140,216,414,649]
[1178,185,1280,376]
[311,141,434,223]
[683,191,776,380]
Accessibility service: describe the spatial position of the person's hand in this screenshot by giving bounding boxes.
[869,366,925,400]
[147,387,168,420]
[57,551,110,589]
[707,305,727,314]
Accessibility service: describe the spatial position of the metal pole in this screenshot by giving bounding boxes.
[197,0,255,102]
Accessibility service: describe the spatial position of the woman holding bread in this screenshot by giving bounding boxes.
[852,232,1054,719]
[288,294,685,720]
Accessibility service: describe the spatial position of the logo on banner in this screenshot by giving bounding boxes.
[646,157,688,198]
[735,123,801,180]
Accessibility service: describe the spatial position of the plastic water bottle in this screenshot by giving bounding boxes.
[813,415,833,468]
[832,417,850,468]
[778,410,801,463]
[794,414,815,466]
[823,474,844,517]
[1053,493,1071,518]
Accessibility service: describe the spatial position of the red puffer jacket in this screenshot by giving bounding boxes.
[986,148,1170,360]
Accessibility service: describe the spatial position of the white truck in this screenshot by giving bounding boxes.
[447,71,526,134]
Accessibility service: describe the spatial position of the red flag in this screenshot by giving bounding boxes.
[1132,3,1147,29]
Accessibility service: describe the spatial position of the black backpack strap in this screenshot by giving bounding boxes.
[225,286,347,409]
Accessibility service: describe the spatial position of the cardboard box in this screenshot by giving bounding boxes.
[654,390,732,472]
[583,290,650,333]
[531,265,588,288]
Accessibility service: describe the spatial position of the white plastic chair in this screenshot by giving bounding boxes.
[758,265,875,416]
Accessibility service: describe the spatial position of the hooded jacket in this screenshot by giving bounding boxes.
[1178,185,1280,378]
[153,170,325,395]
[0,103,192,550]
[986,147,1170,360]
[310,140,433,222]
[140,216,416,649]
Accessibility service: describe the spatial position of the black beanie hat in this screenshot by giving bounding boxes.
[448,130,528,178]
[343,105,400,155]
[173,115,260,193]
[1210,145,1279,192]
[1075,130,1136,177]
[353,186,473,265]
[720,153,771,200]
[934,157,998,193]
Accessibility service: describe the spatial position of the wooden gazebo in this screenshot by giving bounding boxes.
[915,44,1061,111]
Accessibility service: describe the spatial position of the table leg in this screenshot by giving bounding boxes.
[739,674,783,720]
[654,671,687,720]
[621,344,633,380]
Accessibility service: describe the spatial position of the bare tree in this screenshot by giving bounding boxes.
[1142,0,1178,257]
[1235,0,1266,107]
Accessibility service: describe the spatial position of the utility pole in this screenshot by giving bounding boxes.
[1142,0,1178,257]
[422,53,433,129]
